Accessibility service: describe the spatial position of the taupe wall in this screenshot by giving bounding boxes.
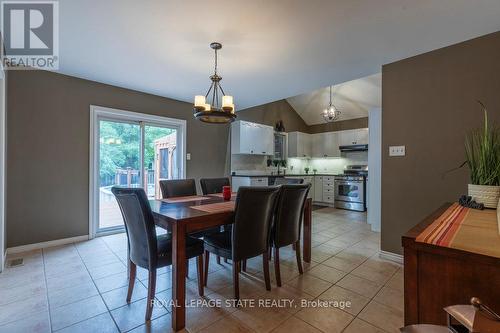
[237,100,310,132]
[308,117,368,134]
[6,70,370,248]
[6,71,229,247]
[381,31,500,254]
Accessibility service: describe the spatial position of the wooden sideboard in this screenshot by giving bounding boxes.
[402,203,500,326]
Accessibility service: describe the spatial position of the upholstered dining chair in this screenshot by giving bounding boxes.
[203,186,280,300]
[274,177,304,185]
[160,178,223,265]
[159,179,197,198]
[200,177,230,195]
[269,184,310,286]
[111,187,205,321]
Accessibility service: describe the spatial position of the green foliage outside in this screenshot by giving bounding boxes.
[99,121,174,185]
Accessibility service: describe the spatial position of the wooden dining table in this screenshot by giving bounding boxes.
[149,194,313,331]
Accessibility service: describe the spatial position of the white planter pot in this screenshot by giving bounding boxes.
[468,184,500,209]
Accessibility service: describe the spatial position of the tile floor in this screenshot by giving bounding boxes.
[0,208,404,333]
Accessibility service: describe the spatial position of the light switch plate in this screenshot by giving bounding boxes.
[186,153,191,160]
[389,146,406,157]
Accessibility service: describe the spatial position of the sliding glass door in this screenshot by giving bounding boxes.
[91,106,186,235]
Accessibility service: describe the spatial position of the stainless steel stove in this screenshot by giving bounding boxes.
[334,165,367,212]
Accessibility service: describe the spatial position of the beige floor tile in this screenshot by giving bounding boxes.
[373,286,404,311]
[351,264,394,284]
[318,285,370,316]
[385,270,404,293]
[0,293,48,326]
[259,284,314,314]
[199,314,254,333]
[295,306,354,333]
[322,256,360,273]
[336,274,383,298]
[101,282,148,310]
[111,298,168,332]
[272,316,322,333]
[310,244,343,263]
[343,318,386,333]
[50,295,108,331]
[232,303,292,333]
[56,312,119,333]
[307,264,347,284]
[48,280,99,309]
[358,301,404,333]
[285,274,332,297]
[128,314,186,333]
[0,311,50,333]
[0,279,46,306]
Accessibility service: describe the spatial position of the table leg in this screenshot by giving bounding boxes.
[303,198,312,263]
[171,223,187,331]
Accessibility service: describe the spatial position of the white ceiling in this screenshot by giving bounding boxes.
[287,73,381,125]
[57,0,500,110]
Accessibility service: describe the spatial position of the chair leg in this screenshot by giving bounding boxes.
[126,260,136,303]
[262,252,271,291]
[268,247,272,261]
[232,260,240,302]
[274,247,282,287]
[204,250,210,286]
[216,255,221,265]
[196,255,204,297]
[145,270,156,322]
[242,260,247,272]
[224,258,228,264]
[295,240,303,274]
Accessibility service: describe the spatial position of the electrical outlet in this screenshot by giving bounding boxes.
[186,153,191,160]
[389,145,405,157]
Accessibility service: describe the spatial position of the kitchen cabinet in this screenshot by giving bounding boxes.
[314,176,323,202]
[338,128,369,146]
[312,132,341,158]
[231,121,274,155]
[231,176,268,192]
[288,132,312,158]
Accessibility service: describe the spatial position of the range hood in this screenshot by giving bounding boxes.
[339,144,368,152]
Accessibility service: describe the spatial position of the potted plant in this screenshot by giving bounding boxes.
[304,167,310,174]
[465,102,500,208]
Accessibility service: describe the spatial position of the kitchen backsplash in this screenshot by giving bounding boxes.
[231,151,368,175]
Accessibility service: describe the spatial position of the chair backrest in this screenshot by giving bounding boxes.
[274,178,304,185]
[272,184,311,247]
[159,179,197,198]
[200,177,230,195]
[232,186,280,261]
[111,187,157,269]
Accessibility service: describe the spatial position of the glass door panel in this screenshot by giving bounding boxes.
[144,125,178,199]
[98,119,141,231]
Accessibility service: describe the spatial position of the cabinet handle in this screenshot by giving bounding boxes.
[262,152,266,154]
[251,150,254,153]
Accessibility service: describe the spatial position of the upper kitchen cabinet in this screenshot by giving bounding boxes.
[312,132,341,158]
[288,131,312,158]
[338,128,369,146]
[231,120,274,155]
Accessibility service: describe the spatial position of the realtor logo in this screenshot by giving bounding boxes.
[1,1,59,69]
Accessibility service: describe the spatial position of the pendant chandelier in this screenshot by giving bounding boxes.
[322,85,341,122]
[193,42,236,124]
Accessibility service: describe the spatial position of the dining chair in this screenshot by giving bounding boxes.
[111,187,205,321]
[270,184,310,286]
[159,179,197,198]
[203,186,280,300]
[274,178,304,185]
[200,177,230,195]
[160,178,223,266]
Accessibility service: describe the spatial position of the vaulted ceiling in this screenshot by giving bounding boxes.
[287,73,380,125]
[58,0,500,110]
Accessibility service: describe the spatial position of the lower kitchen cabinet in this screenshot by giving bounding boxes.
[231,176,269,192]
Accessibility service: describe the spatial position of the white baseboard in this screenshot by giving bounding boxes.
[379,250,404,264]
[6,235,89,255]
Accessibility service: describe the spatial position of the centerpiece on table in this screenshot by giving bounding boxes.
[465,101,500,208]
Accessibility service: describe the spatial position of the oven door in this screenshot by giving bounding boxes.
[334,180,364,203]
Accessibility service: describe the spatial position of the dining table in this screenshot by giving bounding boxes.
[149,193,313,331]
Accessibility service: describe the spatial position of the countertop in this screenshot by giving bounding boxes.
[231,173,340,177]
